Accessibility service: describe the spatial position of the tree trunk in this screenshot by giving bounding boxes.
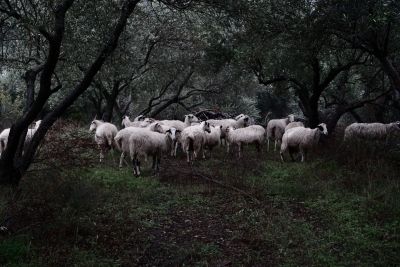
[0,0,140,186]
[378,56,400,94]
[102,81,121,122]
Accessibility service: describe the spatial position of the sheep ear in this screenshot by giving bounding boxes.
[166,129,171,134]
[176,129,181,133]
[317,125,323,131]
[244,117,249,122]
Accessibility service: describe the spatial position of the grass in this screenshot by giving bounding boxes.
[0,145,399,266]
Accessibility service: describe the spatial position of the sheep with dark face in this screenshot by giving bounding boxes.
[129,128,177,176]
[344,122,400,143]
[89,120,118,162]
[180,121,211,163]
[280,123,328,162]
[150,122,181,156]
[207,115,250,147]
[266,114,295,151]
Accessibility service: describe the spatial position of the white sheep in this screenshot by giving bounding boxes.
[129,128,177,176]
[114,127,149,168]
[149,122,181,156]
[225,125,266,158]
[0,128,10,156]
[89,119,118,162]
[180,121,211,163]
[266,114,295,151]
[280,123,328,162]
[203,125,223,158]
[207,115,250,147]
[343,122,400,143]
[0,120,42,156]
[285,121,305,132]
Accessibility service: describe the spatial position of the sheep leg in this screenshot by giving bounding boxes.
[267,139,270,152]
[132,158,137,176]
[274,140,277,151]
[280,151,285,162]
[238,143,242,158]
[136,159,141,176]
[99,149,105,163]
[300,149,306,162]
[119,152,125,168]
[186,149,190,163]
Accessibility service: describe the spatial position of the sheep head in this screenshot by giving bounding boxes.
[166,127,180,142]
[288,114,295,123]
[121,115,130,128]
[317,123,328,135]
[134,115,145,121]
[201,121,211,133]
[89,120,100,132]
[185,114,199,124]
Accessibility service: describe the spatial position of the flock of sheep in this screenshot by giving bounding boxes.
[0,115,398,176]
[88,113,400,176]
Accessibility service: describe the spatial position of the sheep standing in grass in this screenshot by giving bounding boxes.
[280,123,328,162]
[285,121,305,132]
[207,115,250,147]
[203,125,223,158]
[225,125,266,158]
[0,120,42,156]
[114,127,149,168]
[266,114,295,151]
[343,122,400,143]
[89,120,118,162]
[180,121,211,163]
[129,128,177,176]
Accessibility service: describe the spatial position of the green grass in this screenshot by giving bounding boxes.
[0,148,399,266]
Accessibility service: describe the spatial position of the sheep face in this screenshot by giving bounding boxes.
[166,127,180,142]
[201,121,211,133]
[242,116,250,127]
[288,114,295,123]
[185,114,200,123]
[135,115,145,121]
[121,116,130,128]
[89,121,97,132]
[395,121,400,130]
[317,123,328,135]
